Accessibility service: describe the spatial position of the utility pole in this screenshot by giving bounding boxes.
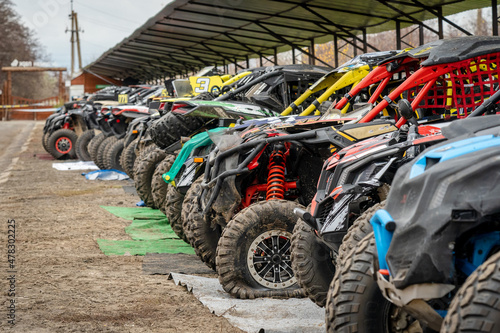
[66,0,83,78]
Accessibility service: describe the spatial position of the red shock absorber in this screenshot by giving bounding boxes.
[266,145,287,200]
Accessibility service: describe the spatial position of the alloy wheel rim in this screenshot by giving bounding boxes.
[247,229,296,289]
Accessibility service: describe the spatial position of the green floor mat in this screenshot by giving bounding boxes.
[125,218,178,240]
[101,206,166,221]
[96,239,195,256]
[98,206,194,256]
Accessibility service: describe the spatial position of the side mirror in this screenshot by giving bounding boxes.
[397,99,418,125]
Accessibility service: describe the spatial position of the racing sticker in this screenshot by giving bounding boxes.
[118,94,128,104]
[189,76,224,95]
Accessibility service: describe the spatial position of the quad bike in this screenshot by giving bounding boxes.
[149,64,331,151]
[198,36,500,300]
[291,104,445,307]
[73,88,133,161]
[177,43,441,279]
[178,110,413,298]
[159,50,404,221]
[117,84,179,178]
[292,36,500,307]
[129,69,258,206]
[120,67,248,172]
[42,86,127,159]
[73,86,141,161]
[119,107,162,179]
[87,85,163,170]
[280,50,401,117]
[325,110,500,332]
[98,86,165,171]
[135,64,332,208]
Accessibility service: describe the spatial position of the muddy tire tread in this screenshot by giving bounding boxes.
[120,138,138,179]
[291,214,335,307]
[216,200,306,299]
[88,132,106,163]
[47,128,78,159]
[443,251,500,333]
[165,185,189,243]
[150,112,204,149]
[96,136,117,170]
[134,148,167,208]
[74,129,95,161]
[151,154,176,213]
[104,138,125,171]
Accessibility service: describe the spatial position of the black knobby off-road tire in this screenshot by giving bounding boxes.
[442,251,500,333]
[216,200,306,299]
[149,112,205,149]
[183,177,220,270]
[291,202,385,308]
[105,138,125,171]
[96,136,117,170]
[181,176,204,247]
[151,154,176,213]
[291,214,336,307]
[326,233,394,333]
[135,139,154,157]
[135,143,157,165]
[120,138,138,179]
[134,148,167,208]
[47,129,78,159]
[165,185,189,243]
[88,132,106,164]
[42,132,50,152]
[131,143,158,183]
[337,201,385,264]
[75,129,95,161]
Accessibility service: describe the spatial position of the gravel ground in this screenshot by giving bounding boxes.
[0,121,243,333]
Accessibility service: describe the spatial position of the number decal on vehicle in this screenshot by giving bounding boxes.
[194,78,210,93]
[118,94,128,104]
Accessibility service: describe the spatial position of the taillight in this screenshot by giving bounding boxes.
[159,102,166,110]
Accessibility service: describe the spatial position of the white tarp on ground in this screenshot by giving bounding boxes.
[170,273,325,333]
[84,169,129,180]
[52,161,99,171]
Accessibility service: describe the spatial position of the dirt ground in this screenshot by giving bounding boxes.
[0,121,243,332]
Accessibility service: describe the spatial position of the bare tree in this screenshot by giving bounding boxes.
[0,0,57,100]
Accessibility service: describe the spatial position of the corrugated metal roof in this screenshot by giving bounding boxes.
[85,0,492,80]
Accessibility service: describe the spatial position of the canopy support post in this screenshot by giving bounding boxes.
[493,0,499,36]
[396,20,401,50]
[334,34,339,68]
[309,39,315,65]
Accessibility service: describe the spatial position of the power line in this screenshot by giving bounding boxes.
[79,38,108,49]
[74,0,143,25]
[79,15,136,32]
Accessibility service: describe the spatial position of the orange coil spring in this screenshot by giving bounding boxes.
[266,150,286,200]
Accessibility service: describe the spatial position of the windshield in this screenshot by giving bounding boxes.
[336,50,401,73]
[172,80,193,97]
[317,103,374,123]
[344,104,374,123]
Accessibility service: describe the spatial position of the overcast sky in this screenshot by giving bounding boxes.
[12,0,170,70]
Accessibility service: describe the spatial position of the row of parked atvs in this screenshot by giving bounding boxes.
[43,36,500,332]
